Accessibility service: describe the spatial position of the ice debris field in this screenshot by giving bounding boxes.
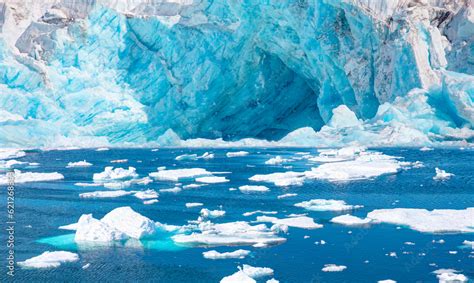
[0,146,473,282]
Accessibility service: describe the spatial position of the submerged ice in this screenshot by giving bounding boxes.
[0,0,473,148]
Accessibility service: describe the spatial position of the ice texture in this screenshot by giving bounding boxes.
[0,1,473,148]
[17,251,79,269]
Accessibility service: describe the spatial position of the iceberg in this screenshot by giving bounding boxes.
[185,202,203,208]
[200,209,226,219]
[202,249,250,260]
[195,176,229,184]
[134,189,159,200]
[295,199,363,212]
[17,251,79,269]
[239,185,270,192]
[321,264,347,272]
[79,190,132,199]
[255,216,322,230]
[149,168,213,181]
[433,168,454,180]
[101,207,156,239]
[93,167,138,181]
[433,269,468,283]
[0,149,26,160]
[74,214,127,243]
[330,214,372,226]
[226,151,249,157]
[66,160,92,168]
[0,170,64,185]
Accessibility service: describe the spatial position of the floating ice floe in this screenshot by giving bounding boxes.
[79,190,132,198]
[0,170,64,185]
[220,270,255,283]
[239,185,270,192]
[96,148,109,151]
[149,168,213,181]
[110,159,128,163]
[249,171,305,187]
[0,149,26,160]
[202,249,250,259]
[309,146,366,163]
[295,199,363,211]
[378,280,396,283]
[183,183,207,189]
[17,251,79,269]
[134,189,159,200]
[186,202,203,208]
[277,193,297,199]
[433,168,454,180]
[0,159,29,169]
[321,264,347,272]
[67,160,93,168]
[74,182,102,187]
[172,221,286,247]
[196,176,229,183]
[255,216,322,229]
[200,209,226,218]
[265,156,290,165]
[462,240,474,248]
[175,154,198,161]
[93,167,138,181]
[433,269,468,283]
[159,187,182,193]
[243,211,278,217]
[226,151,249,157]
[143,199,159,205]
[200,152,215,159]
[367,208,474,233]
[420,147,434,151]
[330,214,372,226]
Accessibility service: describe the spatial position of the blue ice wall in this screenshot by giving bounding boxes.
[0,0,473,147]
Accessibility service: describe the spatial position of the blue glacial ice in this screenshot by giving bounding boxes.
[0,0,473,148]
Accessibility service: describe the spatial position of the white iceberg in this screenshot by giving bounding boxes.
[79,190,132,198]
[255,216,322,229]
[101,206,156,239]
[110,159,128,163]
[277,193,297,199]
[367,208,474,233]
[433,168,454,180]
[0,170,64,185]
[249,171,305,187]
[321,264,347,272]
[93,167,138,181]
[241,264,274,278]
[243,211,277,217]
[295,199,363,211]
[75,214,127,243]
[200,208,226,218]
[17,251,79,269]
[149,168,213,181]
[202,249,250,259]
[143,199,159,205]
[175,154,198,161]
[433,269,468,283]
[330,214,372,226]
[239,185,270,192]
[186,202,204,208]
[221,270,256,283]
[172,221,286,247]
[66,160,92,168]
[134,189,159,200]
[0,149,26,160]
[196,176,229,183]
[462,240,474,248]
[226,151,249,157]
[265,156,290,165]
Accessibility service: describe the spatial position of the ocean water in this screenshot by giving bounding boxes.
[1,148,473,282]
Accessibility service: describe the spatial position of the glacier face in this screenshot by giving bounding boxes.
[0,0,473,148]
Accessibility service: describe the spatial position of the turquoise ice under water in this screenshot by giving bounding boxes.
[0,148,473,282]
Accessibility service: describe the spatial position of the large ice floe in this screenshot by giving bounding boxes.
[250,147,410,186]
[17,251,79,269]
[221,265,274,283]
[433,269,469,283]
[1,0,474,148]
[0,169,64,185]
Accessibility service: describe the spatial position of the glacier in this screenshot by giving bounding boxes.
[0,0,473,148]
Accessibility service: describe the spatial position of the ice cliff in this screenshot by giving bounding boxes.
[0,0,473,148]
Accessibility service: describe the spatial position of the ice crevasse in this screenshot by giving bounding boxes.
[0,0,473,148]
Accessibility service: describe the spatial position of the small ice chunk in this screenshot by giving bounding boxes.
[203,249,250,259]
[93,167,138,181]
[186,202,204,208]
[265,156,290,165]
[96,148,109,151]
[241,264,274,278]
[101,207,156,239]
[462,240,474,248]
[143,199,159,205]
[111,159,128,163]
[239,185,270,192]
[249,171,305,187]
[267,279,279,283]
[367,208,474,233]
[66,160,92,168]
[295,199,363,211]
[420,147,434,151]
[331,214,372,226]
[433,168,454,180]
[255,216,322,229]
[79,190,132,198]
[17,251,79,269]
[183,184,206,189]
[277,193,297,199]
[226,151,249,157]
[82,263,90,269]
[134,189,159,200]
[196,176,229,183]
[175,154,198,161]
[378,280,396,283]
[74,182,102,187]
[433,269,468,283]
[159,187,182,193]
[200,208,226,218]
[199,152,215,159]
[0,170,64,185]
[321,264,347,272]
[243,211,277,217]
[149,168,213,181]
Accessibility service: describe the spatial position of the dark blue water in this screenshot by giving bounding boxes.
[1,148,473,282]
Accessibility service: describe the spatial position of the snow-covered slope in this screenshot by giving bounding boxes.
[0,0,473,148]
